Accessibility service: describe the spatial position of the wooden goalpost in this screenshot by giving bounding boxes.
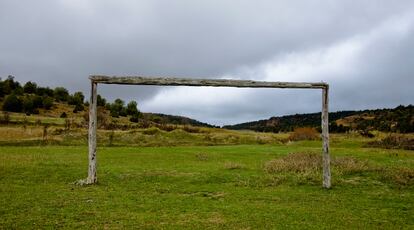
[83,75,331,188]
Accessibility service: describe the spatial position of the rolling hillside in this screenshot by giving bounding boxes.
[223,105,414,133]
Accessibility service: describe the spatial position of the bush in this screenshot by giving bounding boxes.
[97,94,106,106]
[32,95,43,108]
[2,94,23,112]
[22,96,35,114]
[366,135,414,150]
[182,125,201,133]
[73,104,84,113]
[3,76,21,95]
[60,112,67,118]
[126,100,139,115]
[53,87,69,102]
[68,92,85,105]
[110,98,125,117]
[36,87,54,97]
[119,107,127,117]
[42,96,54,109]
[288,127,319,141]
[0,81,4,98]
[23,81,37,94]
[142,127,160,135]
[129,113,140,123]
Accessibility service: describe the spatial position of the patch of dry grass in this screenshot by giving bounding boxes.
[223,162,245,170]
[0,126,44,140]
[332,156,371,175]
[264,152,373,175]
[264,152,414,186]
[381,167,414,186]
[195,153,209,161]
[264,152,321,173]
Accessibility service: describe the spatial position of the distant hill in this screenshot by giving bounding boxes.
[223,105,414,133]
[142,113,217,128]
[0,75,215,128]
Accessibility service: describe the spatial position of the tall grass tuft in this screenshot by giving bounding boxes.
[265,152,371,175]
[264,152,321,173]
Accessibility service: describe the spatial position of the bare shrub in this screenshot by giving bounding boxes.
[382,167,414,186]
[366,134,414,150]
[288,127,319,141]
[224,162,244,170]
[331,157,371,175]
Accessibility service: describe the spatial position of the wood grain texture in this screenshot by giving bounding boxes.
[322,87,331,188]
[89,75,328,89]
[87,81,98,184]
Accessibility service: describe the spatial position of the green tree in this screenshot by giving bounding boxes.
[3,75,21,94]
[36,87,54,97]
[68,91,85,105]
[129,112,143,123]
[53,87,69,102]
[126,100,139,115]
[32,95,43,108]
[2,94,23,112]
[97,94,106,106]
[73,104,84,113]
[0,80,4,98]
[42,96,54,110]
[110,98,125,117]
[22,96,35,114]
[23,81,37,94]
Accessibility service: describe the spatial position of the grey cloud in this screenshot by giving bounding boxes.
[0,1,413,124]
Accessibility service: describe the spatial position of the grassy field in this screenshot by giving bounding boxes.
[1,139,413,229]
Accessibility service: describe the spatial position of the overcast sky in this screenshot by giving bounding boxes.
[1,1,413,125]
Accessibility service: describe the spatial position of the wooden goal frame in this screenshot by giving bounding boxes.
[83,75,331,188]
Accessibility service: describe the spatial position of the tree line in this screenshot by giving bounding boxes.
[0,76,142,122]
[224,105,414,133]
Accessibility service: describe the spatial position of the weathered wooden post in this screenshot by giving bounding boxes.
[322,86,331,188]
[87,80,98,184]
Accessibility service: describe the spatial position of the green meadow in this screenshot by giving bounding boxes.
[1,136,413,229]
